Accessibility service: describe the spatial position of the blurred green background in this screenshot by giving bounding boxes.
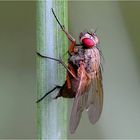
[0,1,140,139]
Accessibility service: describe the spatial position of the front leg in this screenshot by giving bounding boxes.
[69,40,76,54]
[51,8,76,44]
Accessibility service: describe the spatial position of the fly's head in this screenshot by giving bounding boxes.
[79,30,99,48]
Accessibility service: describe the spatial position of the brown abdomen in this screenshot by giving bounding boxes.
[58,81,76,98]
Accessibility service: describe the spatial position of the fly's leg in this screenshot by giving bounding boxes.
[66,63,77,89]
[51,9,77,54]
[69,40,76,55]
[36,85,62,103]
[52,8,75,44]
[37,52,77,79]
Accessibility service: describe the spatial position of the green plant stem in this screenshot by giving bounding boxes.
[36,0,68,139]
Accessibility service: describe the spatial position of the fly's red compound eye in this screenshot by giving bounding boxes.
[80,33,99,48]
[82,38,95,48]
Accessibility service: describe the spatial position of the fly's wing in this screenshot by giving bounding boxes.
[69,91,88,133]
[69,63,91,134]
[86,67,103,124]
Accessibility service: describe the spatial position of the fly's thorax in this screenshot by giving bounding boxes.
[69,47,101,73]
[84,47,100,73]
[69,47,85,67]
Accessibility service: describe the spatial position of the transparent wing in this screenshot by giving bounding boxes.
[86,68,103,124]
[69,63,90,134]
[69,92,88,133]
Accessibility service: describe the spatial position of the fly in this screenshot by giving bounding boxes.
[37,8,104,134]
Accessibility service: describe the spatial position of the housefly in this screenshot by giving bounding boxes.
[37,8,103,134]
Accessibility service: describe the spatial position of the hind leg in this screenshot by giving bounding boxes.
[36,85,62,103]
